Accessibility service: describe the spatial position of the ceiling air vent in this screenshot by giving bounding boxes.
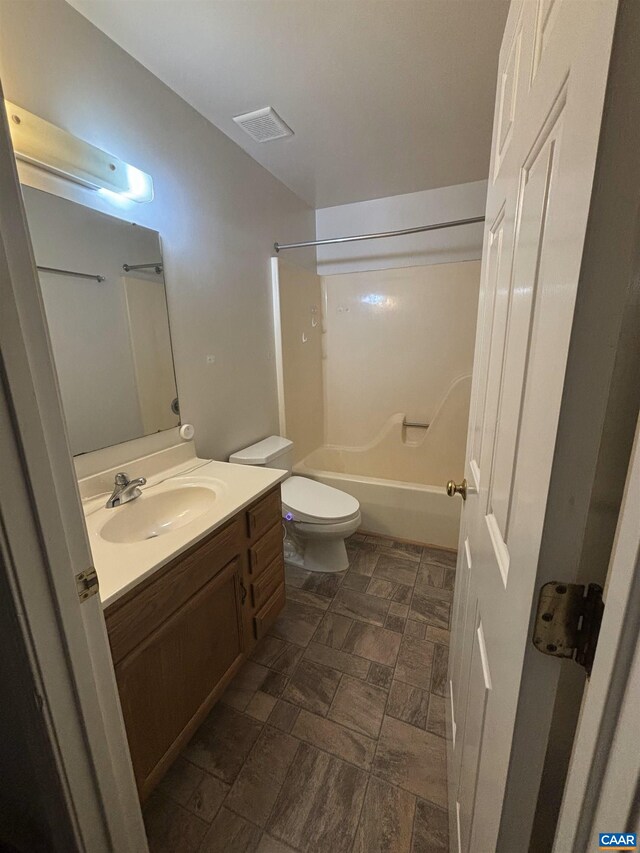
[233,107,293,143]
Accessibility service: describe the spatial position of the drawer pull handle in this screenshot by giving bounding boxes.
[240,579,248,605]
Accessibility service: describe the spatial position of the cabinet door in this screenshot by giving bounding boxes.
[115,557,244,797]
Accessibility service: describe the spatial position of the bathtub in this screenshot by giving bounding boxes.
[294,376,470,549]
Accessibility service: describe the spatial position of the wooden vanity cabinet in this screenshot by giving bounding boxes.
[241,487,286,654]
[104,485,284,799]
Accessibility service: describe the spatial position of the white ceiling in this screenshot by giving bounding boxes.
[67,0,509,209]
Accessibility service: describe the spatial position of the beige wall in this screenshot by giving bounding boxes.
[322,261,480,447]
[0,0,315,462]
[275,260,324,463]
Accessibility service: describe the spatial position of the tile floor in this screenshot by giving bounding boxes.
[143,533,456,853]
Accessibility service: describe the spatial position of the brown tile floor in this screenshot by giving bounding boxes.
[144,533,455,853]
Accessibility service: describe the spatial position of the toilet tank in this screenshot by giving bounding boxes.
[229,435,294,472]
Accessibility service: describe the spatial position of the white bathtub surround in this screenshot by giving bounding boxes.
[271,256,479,546]
[322,262,479,447]
[312,188,481,546]
[312,376,470,483]
[79,442,287,607]
[294,376,470,548]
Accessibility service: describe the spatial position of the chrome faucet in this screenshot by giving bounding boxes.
[106,472,147,508]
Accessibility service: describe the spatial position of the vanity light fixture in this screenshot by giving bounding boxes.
[4,100,154,203]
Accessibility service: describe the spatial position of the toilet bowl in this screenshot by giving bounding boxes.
[229,436,360,573]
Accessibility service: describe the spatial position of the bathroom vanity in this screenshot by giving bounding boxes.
[102,479,284,799]
[19,185,289,801]
[78,445,288,801]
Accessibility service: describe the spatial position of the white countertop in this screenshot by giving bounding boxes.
[83,458,287,608]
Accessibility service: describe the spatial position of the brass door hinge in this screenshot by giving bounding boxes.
[532,582,604,676]
[76,567,99,602]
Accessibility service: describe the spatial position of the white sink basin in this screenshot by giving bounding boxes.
[99,485,217,544]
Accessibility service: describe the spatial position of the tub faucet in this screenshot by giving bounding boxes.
[106,472,147,508]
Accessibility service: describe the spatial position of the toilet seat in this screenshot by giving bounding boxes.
[281,476,360,524]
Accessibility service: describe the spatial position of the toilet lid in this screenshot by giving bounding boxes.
[281,476,360,524]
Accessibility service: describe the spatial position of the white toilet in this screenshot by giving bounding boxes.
[229,436,361,573]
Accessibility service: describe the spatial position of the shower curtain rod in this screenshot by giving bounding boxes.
[274,215,485,253]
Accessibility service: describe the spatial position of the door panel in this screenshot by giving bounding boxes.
[468,204,507,489]
[447,1,618,850]
[532,0,561,81]
[458,616,492,853]
[484,101,564,584]
[451,536,473,786]
[494,13,523,178]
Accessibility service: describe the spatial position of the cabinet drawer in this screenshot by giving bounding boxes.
[253,582,286,641]
[106,516,242,665]
[246,487,281,542]
[251,554,285,611]
[248,522,283,578]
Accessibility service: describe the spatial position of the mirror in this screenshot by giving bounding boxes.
[21,186,179,455]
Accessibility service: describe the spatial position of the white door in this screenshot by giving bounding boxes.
[0,94,148,850]
[447,2,618,851]
[554,413,640,851]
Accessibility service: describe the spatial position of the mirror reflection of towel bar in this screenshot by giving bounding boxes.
[122,262,163,274]
[37,265,105,283]
[403,418,430,429]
